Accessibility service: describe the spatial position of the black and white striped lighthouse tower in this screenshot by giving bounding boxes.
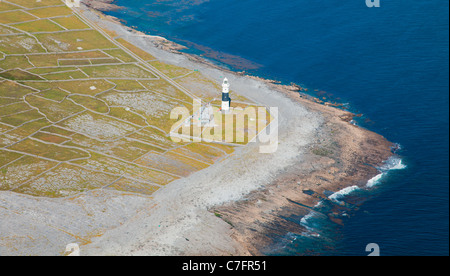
[221,78,231,112]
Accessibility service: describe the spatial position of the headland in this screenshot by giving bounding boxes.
[0,0,395,256]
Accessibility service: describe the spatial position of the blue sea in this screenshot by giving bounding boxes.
[106,0,449,256]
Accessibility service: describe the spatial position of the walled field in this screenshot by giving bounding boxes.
[0,0,269,200]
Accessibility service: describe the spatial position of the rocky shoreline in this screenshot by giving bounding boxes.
[0,1,397,256]
[81,0,123,11]
[91,10,394,254]
[0,2,397,256]
[212,85,394,254]
[75,4,396,256]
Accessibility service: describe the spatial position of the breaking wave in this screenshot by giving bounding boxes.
[366,156,407,188]
[328,185,361,203]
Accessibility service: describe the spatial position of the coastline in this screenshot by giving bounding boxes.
[0,2,396,256]
[82,0,123,12]
[76,5,395,256]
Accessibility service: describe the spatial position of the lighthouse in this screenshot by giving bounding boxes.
[221,78,231,112]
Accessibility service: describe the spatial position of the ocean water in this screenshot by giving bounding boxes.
[106,0,449,256]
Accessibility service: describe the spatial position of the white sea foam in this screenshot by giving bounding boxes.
[380,156,407,171]
[392,143,402,151]
[300,212,316,227]
[366,156,407,188]
[366,172,385,188]
[328,185,360,203]
[299,212,324,238]
[313,201,323,208]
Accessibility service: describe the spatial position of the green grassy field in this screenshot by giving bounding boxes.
[0,0,268,199]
